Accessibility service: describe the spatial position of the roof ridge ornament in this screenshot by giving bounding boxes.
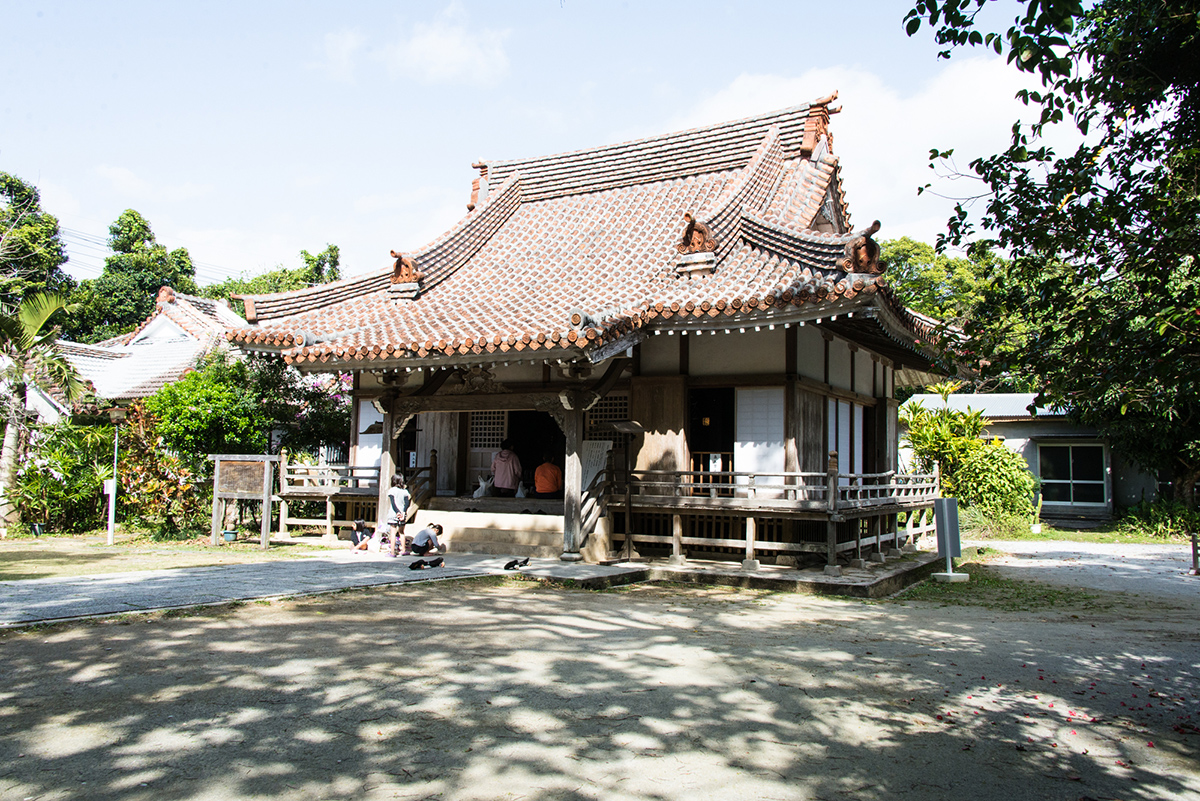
[676,213,718,255]
[838,220,887,275]
[389,250,425,300]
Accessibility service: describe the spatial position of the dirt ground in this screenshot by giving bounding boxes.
[0,573,1197,801]
[0,533,333,581]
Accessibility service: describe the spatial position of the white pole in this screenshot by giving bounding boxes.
[106,423,118,546]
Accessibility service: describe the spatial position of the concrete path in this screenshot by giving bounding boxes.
[969,539,1200,607]
[0,552,643,627]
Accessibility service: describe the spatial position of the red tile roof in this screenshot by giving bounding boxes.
[228,98,934,369]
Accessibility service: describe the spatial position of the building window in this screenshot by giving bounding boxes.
[1039,443,1106,504]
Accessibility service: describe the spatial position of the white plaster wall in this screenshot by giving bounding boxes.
[794,325,825,382]
[690,329,784,376]
[827,339,852,391]
[639,335,679,376]
[854,353,875,395]
[354,399,383,468]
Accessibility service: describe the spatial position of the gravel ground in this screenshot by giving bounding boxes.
[0,552,1197,801]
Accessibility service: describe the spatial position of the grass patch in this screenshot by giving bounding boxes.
[890,559,1119,613]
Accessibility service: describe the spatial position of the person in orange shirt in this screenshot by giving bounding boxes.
[533,451,563,499]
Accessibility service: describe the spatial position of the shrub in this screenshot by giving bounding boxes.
[1116,500,1200,539]
[14,422,113,532]
[118,402,208,537]
[953,441,1037,518]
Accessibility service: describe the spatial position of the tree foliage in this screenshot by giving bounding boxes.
[15,421,112,532]
[901,384,1037,519]
[142,353,351,477]
[117,401,207,536]
[0,173,74,310]
[879,236,994,323]
[143,359,270,473]
[64,209,198,343]
[0,293,86,533]
[200,244,340,317]
[905,0,1200,507]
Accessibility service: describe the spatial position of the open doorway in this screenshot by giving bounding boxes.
[507,410,565,486]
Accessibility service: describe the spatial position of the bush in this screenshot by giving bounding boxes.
[953,441,1037,518]
[118,402,208,536]
[959,503,1038,538]
[1116,500,1200,539]
[14,422,113,532]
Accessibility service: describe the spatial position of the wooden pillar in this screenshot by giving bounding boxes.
[325,497,333,537]
[671,513,684,564]
[824,450,841,575]
[376,401,396,527]
[561,404,585,561]
[278,499,289,537]
[743,516,759,570]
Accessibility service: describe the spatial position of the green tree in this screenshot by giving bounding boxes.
[200,244,341,317]
[879,236,993,323]
[15,421,113,532]
[905,0,1200,507]
[64,210,198,343]
[143,357,269,474]
[0,293,85,534]
[141,353,351,477]
[0,173,74,310]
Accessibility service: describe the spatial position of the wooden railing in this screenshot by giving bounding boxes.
[279,449,380,495]
[406,449,439,510]
[618,467,937,514]
[578,465,610,551]
[837,471,939,509]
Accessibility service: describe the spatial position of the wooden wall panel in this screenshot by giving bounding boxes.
[630,376,688,474]
[417,412,460,495]
[799,389,826,472]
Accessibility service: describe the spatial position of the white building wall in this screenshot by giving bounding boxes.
[794,325,825,382]
[827,339,852,391]
[690,329,784,376]
[735,387,785,496]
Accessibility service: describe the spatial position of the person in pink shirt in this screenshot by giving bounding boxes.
[491,439,522,497]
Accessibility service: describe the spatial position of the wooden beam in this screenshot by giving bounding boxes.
[412,368,454,396]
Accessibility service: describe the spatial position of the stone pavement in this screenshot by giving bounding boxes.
[0,552,645,627]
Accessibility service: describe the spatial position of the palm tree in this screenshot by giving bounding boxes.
[0,293,84,535]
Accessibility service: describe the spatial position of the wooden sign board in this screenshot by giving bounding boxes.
[217,460,269,496]
[208,454,280,549]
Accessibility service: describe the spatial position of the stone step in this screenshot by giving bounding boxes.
[450,527,562,547]
[448,540,562,559]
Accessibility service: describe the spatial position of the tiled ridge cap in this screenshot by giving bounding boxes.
[238,173,524,323]
[483,102,825,202]
[226,327,299,349]
[235,270,392,323]
[413,172,523,294]
[741,212,851,268]
[56,341,131,360]
[697,127,787,262]
[119,290,243,344]
[775,151,845,230]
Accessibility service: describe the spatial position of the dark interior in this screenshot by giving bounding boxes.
[507,410,565,484]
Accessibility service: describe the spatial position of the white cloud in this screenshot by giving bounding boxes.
[314,29,366,83]
[668,56,1083,249]
[379,3,509,86]
[94,165,211,204]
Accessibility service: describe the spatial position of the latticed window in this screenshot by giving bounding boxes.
[468,411,506,448]
[586,392,630,448]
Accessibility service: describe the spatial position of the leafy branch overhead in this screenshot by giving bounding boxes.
[905,0,1200,507]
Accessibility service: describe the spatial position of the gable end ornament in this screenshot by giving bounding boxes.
[838,220,887,275]
[674,213,719,278]
[389,250,425,300]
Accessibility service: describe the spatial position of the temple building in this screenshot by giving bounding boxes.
[229,96,941,571]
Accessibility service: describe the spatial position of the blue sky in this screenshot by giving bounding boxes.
[2,1,1045,286]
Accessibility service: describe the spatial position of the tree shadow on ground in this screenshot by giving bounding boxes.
[0,578,1196,800]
